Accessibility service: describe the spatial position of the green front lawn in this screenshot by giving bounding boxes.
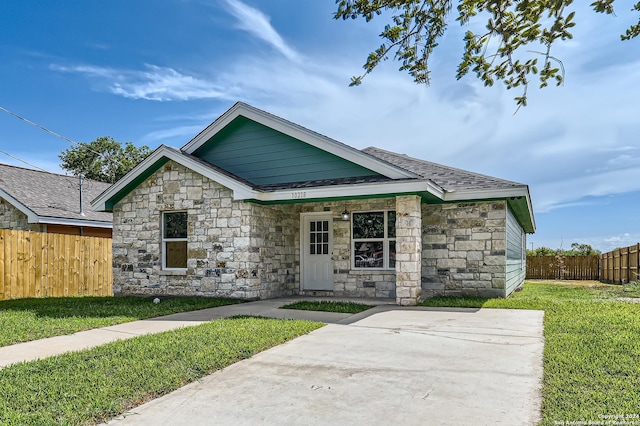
[422,281,640,425]
[0,296,241,347]
[0,316,323,425]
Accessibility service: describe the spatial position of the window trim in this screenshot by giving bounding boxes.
[162,211,188,270]
[351,209,396,270]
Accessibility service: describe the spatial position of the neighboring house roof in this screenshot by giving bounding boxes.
[0,163,112,228]
[92,102,535,233]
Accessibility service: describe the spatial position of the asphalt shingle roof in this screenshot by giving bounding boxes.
[362,146,525,192]
[0,163,112,224]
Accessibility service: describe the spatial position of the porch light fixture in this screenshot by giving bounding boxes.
[341,208,350,221]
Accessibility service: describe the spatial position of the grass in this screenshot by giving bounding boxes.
[422,280,640,425]
[280,300,374,314]
[0,316,323,425]
[0,296,242,347]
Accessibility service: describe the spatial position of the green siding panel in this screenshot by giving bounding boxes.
[506,207,526,296]
[193,117,381,185]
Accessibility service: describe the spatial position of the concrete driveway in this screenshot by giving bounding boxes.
[106,306,543,426]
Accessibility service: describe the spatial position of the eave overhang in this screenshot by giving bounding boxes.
[0,188,38,223]
[37,217,113,228]
[444,186,536,233]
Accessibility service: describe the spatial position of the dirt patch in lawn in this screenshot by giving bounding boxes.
[616,297,640,303]
[526,279,609,287]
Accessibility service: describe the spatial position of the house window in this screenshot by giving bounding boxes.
[352,211,396,269]
[163,211,187,269]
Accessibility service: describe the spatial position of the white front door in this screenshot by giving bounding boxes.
[301,213,334,291]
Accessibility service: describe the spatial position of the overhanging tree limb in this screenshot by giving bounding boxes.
[334,0,640,107]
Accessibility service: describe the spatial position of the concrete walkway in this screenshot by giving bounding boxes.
[0,299,544,425]
[0,297,392,368]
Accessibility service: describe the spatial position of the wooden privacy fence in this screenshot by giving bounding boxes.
[600,243,640,284]
[0,229,112,300]
[526,255,601,280]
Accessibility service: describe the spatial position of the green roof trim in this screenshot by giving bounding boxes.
[507,197,535,234]
[104,157,169,211]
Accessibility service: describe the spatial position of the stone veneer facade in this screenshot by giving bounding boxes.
[112,161,400,300]
[421,201,507,298]
[112,161,511,303]
[0,198,41,231]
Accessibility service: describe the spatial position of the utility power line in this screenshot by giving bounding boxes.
[0,149,49,172]
[0,105,103,157]
[0,105,80,146]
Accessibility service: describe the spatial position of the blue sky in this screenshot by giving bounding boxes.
[1,1,639,252]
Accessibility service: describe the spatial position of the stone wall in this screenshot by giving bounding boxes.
[395,195,422,305]
[421,201,507,298]
[112,161,298,299]
[112,162,399,300]
[0,198,41,231]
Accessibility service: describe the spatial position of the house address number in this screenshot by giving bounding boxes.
[291,191,307,199]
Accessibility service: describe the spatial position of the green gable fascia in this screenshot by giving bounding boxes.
[193,117,382,185]
[104,158,169,211]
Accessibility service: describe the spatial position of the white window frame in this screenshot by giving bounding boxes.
[351,210,396,270]
[162,211,188,270]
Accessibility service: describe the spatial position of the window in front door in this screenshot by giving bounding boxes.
[309,220,329,255]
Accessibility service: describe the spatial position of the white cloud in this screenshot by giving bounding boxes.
[140,124,208,144]
[51,64,237,101]
[582,233,640,254]
[223,0,300,63]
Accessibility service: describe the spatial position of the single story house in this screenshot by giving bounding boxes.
[93,102,535,305]
[0,163,112,237]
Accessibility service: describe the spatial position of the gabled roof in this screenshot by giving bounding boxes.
[181,102,417,181]
[92,102,535,233]
[0,163,112,228]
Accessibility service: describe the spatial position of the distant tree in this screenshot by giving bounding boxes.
[565,243,601,256]
[527,246,557,257]
[334,1,640,108]
[527,244,601,256]
[59,137,151,184]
